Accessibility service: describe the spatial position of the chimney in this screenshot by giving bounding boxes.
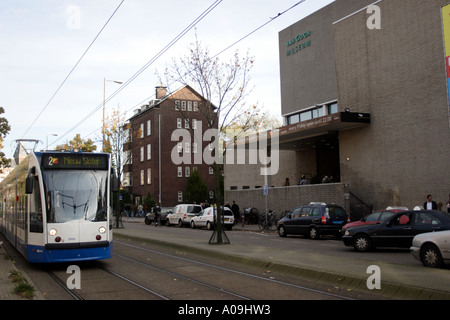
[155,85,167,99]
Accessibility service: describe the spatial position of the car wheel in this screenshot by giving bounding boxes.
[353,234,371,252]
[191,221,196,229]
[278,225,287,237]
[420,244,443,268]
[308,226,319,240]
[178,219,183,227]
[206,221,212,230]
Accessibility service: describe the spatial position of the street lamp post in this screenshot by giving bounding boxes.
[103,78,123,152]
[46,133,58,151]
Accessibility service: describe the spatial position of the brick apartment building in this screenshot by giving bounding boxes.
[122,85,217,207]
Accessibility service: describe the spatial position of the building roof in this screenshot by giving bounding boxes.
[128,84,217,122]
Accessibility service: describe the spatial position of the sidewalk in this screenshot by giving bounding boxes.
[0,242,21,300]
[0,241,44,300]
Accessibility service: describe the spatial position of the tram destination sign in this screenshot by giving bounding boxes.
[42,153,108,170]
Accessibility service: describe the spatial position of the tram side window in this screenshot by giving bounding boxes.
[30,176,43,233]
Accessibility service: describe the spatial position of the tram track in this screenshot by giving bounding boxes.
[46,270,85,300]
[45,261,170,300]
[114,252,251,300]
[113,239,354,300]
[43,239,356,300]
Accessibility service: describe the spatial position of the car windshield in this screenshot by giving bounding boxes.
[43,170,108,223]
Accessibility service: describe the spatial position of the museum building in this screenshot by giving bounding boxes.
[225,0,450,216]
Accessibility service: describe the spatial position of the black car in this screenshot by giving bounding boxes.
[342,210,450,252]
[277,203,348,239]
[145,207,173,226]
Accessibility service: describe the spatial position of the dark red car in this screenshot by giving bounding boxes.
[341,208,407,233]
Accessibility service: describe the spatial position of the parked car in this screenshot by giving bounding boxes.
[277,202,348,239]
[341,208,406,232]
[343,210,450,252]
[144,207,173,226]
[166,204,202,227]
[190,207,235,230]
[410,230,450,268]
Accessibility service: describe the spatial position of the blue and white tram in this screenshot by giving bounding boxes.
[0,151,118,263]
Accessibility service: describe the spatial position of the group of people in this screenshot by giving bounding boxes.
[282,174,338,187]
[424,194,450,213]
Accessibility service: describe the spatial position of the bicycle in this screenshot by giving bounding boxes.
[258,210,278,231]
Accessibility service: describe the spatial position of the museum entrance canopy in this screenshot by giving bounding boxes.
[272,111,371,150]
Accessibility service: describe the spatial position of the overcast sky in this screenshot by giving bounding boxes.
[0,0,334,158]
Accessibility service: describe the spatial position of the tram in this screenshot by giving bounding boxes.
[0,151,118,263]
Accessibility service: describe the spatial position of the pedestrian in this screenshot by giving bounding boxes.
[423,194,437,210]
[447,194,450,213]
[231,201,240,222]
[298,174,307,185]
[154,204,161,227]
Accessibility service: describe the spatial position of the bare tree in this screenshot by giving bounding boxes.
[160,37,255,244]
[103,107,131,184]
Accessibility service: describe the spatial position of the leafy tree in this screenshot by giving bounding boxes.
[55,134,97,152]
[0,107,11,168]
[143,192,156,212]
[184,169,208,204]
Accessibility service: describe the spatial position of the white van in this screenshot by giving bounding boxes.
[166,204,202,227]
[190,207,235,230]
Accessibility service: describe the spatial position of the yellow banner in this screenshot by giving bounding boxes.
[443,4,450,114]
[443,4,450,56]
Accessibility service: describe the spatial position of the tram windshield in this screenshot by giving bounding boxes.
[43,170,108,223]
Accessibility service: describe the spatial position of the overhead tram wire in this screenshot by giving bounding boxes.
[54,0,307,147]
[211,0,306,60]
[94,0,308,129]
[50,0,223,148]
[76,0,308,143]
[131,0,307,110]
[21,0,125,139]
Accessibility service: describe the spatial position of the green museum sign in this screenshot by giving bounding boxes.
[286,30,311,56]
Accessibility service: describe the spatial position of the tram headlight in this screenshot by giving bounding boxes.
[49,228,57,236]
[98,226,107,234]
